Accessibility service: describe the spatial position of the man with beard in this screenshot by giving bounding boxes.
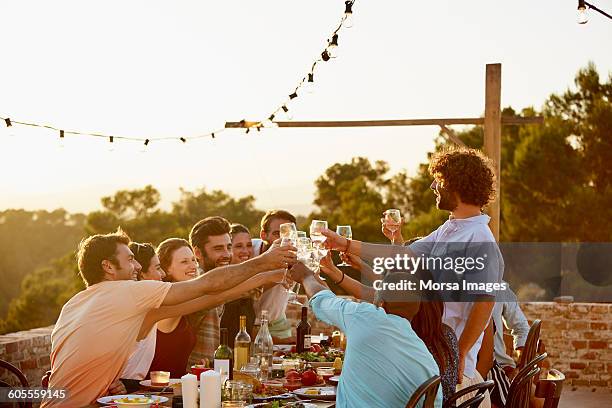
[323,148,503,408]
[188,216,234,366]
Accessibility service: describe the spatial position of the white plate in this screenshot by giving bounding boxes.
[139,378,181,389]
[246,403,318,408]
[292,386,336,401]
[329,375,340,385]
[97,394,169,405]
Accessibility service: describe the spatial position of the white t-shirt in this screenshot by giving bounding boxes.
[251,238,289,323]
[409,214,504,379]
[121,323,158,380]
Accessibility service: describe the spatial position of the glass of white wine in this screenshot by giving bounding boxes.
[309,220,328,280]
[335,225,352,266]
[277,223,298,285]
[384,209,402,245]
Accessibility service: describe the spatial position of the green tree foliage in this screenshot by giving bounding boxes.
[0,209,85,317]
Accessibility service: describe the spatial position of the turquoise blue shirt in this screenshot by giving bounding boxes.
[310,290,442,408]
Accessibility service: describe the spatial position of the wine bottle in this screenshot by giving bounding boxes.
[296,306,311,352]
[234,315,251,372]
[253,310,273,380]
[214,328,233,383]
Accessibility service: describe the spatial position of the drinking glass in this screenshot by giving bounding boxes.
[384,209,402,245]
[335,225,352,266]
[296,231,307,238]
[280,222,298,239]
[309,220,328,245]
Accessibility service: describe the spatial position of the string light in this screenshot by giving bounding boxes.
[344,1,354,28]
[108,136,115,152]
[59,130,65,149]
[327,34,339,58]
[577,1,612,23]
[0,114,223,150]
[578,0,589,24]
[254,1,357,130]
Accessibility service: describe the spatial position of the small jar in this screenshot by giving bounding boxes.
[271,364,285,379]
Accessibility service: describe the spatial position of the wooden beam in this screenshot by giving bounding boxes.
[225,116,542,129]
[484,63,502,241]
[439,125,467,147]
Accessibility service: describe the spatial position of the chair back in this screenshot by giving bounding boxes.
[443,380,494,408]
[518,319,541,369]
[0,359,32,408]
[535,369,565,408]
[507,352,547,408]
[405,375,441,408]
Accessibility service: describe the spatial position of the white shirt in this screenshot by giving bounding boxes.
[251,238,289,323]
[410,214,504,379]
[492,295,529,368]
[121,323,158,380]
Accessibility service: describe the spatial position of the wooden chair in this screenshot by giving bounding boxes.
[518,319,541,370]
[405,375,441,408]
[535,369,565,408]
[506,353,547,408]
[0,359,32,408]
[443,380,494,408]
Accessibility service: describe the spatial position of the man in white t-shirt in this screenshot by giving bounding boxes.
[42,228,296,408]
[322,148,503,407]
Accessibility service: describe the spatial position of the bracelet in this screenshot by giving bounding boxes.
[335,271,345,285]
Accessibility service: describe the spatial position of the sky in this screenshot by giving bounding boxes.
[1,0,611,216]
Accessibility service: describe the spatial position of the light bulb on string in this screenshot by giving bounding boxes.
[108,136,115,152]
[577,0,589,24]
[140,139,150,153]
[344,1,354,28]
[327,34,339,58]
[301,73,315,95]
[281,105,293,120]
[58,130,65,149]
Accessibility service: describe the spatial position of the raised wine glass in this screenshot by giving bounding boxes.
[384,209,402,245]
[335,225,352,266]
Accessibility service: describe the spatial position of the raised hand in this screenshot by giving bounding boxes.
[319,254,342,282]
[321,228,348,251]
[287,261,314,283]
[260,244,297,270]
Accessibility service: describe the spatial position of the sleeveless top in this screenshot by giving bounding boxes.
[148,316,197,379]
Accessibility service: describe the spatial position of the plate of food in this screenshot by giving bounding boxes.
[328,375,340,385]
[96,394,169,405]
[252,380,292,402]
[138,378,181,390]
[292,386,336,401]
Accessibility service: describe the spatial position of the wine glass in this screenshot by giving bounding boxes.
[280,222,298,239]
[335,225,352,266]
[276,227,297,284]
[309,220,328,245]
[384,209,402,245]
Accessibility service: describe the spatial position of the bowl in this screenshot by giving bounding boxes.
[191,365,213,378]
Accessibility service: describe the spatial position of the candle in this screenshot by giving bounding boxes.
[181,373,198,408]
[200,369,221,408]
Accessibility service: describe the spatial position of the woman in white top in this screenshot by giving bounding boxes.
[120,243,165,388]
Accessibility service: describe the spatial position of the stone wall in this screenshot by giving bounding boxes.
[1,303,610,390]
[0,326,53,387]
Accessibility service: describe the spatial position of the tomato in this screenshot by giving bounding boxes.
[290,345,297,353]
[310,344,322,353]
[301,369,318,386]
[286,370,301,380]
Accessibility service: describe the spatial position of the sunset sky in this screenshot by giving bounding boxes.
[1,0,611,216]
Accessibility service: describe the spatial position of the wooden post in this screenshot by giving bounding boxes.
[484,63,502,241]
